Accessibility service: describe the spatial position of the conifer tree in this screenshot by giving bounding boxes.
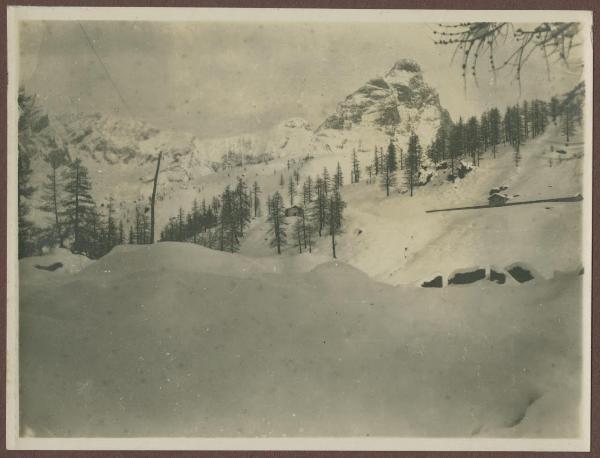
[252,181,261,217]
[266,195,272,217]
[429,126,448,164]
[512,104,523,153]
[267,191,287,254]
[386,140,398,172]
[503,107,512,145]
[212,196,221,215]
[456,117,466,158]
[313,176,327,236]
[18,153,35,258]
[466,116,480,165]
[190,199,200,242]
[292,218,303,254]
[480,112,490,152]
[287,176,296,206]
[39,149,67,247]
[327,190,345,259]
[334,162,344,189]
[106,197,118,250]
[448,124,462,177]
[177,207,184,241]
[488,107,501,158]
[118,220,125,245]
[62,158,95,255]
[303,177,313,206]
[85,205,104,258]
[405,133,421,197]
[235,178,252,237]
[322,167,331,196]
[351,149,360,183]
[300,202,311,252]
[373,147,380,175]
[220,186,239,252]
[135,205,144,244]
[380,151,397,197]
[17,89,53,257]
[186,212,194,242]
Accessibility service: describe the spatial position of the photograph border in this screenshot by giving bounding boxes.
[2,1,597,455]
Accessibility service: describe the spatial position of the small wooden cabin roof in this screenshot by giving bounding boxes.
[488,193,509,202]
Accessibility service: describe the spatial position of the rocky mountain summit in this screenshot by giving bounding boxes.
[319,59,448,145]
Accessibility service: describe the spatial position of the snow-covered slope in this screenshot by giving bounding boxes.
[233,121,584,288]
[329,123,584,285]
[19,242,582,437]
[19,248,94,285]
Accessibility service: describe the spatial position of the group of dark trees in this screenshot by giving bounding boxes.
[17,89,170,260]
[161,164,347,259]
[17,90,131,259]
[160,177,258,254]
[427,93,581,173]
[20,150,128,259]
[269,165,346,258]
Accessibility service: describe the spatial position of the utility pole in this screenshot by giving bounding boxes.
[150,151,162,244]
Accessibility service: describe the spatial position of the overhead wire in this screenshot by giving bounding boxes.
[78,22,134,118]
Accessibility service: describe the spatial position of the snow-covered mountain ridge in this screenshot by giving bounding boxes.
[29,59,445,211]
[320,59,446,142]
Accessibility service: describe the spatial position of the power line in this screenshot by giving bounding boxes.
[78,22,134,118]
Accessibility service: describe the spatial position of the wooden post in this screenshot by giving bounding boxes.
[150,151,162,244]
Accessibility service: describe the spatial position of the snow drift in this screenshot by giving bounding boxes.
[19,243,582,438]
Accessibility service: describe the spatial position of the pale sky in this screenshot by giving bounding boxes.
[18,20,584,139]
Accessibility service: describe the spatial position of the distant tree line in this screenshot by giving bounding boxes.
[427,92,582,172]
[160,177,257,254]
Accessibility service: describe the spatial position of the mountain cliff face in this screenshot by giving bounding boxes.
[50,112,315,183]
[319,59,447,146]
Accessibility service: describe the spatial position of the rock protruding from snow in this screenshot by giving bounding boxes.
[507,263,536,283]
[19,248,94,283]
[281,117,312,130]
[421,275,443,288]
[448,268,486,286]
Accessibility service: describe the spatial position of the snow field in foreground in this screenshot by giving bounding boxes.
[19,243,582,438]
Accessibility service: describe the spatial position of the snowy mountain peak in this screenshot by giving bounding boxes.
[388,58,422,74]
[318,58,444,148]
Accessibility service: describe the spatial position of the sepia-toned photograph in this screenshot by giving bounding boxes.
[6,7,592,451]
